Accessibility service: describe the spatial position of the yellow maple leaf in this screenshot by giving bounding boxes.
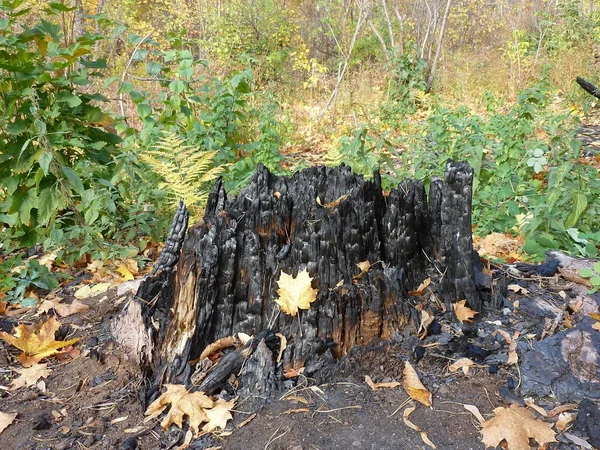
[0,316,80,367]
[275,268,318,316]
[453,300,478,323]
[402,361,432,407]
[202,397,236,432]
[481,404,556,450]
[145,384,214,436]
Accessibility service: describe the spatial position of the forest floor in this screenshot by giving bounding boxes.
[1,123,600,450]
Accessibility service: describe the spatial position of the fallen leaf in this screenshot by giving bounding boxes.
[417,310,434,339]
[547,403,578,418]
[284,366,305,378]
[453,300,478,323]
[74,283,111,299]
[408,278,431,296]
[145,384,214,435]
[286,395,310,404]
[448,358,475,376]
[176,429,193,450]
[555,412,575,431]
[202,397,236,433]
[199,335,243,360]
[0,317,80,367]
[558,268,593,288]
[275,268,318,316]
[275,333,287,363]
[496,329,519,365]
[316,194,349,209]
[0,411,17,434]
[365,375,401,391]
[524,399,548,417]
[402,406,436,449]
[464,404,485,424]
[481,404,556,450]
[116,265,135,281]
[37,298,89,317]
[402,362,432,407]
[474,232,521,259]
[507,284,529,295]
[9,364,52,390]
[354,260,371,280]
[563,432,594,449]
[237,332,252,344]
[0,298,7,315]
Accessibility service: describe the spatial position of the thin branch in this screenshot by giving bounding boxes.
[369,20,389,61]
[119,32,151,120]
[425,0,452,92]
[381,0,394,49]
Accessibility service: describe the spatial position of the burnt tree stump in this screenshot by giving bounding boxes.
[117,161,484,401]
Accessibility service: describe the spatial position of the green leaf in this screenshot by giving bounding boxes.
[565,192,588,229]
[0,18,9,30]
[169,80,185,94]
[146,62,162,76]
[580,268,595,278]
[59,92,82,108]
[38,187,58,225]
[60,166,84,194]
[594,261,600,273]
[137,103,152,119]
[38,151,52,176]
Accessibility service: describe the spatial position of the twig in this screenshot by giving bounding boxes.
[264,426,289,450]
[119,32,151,121]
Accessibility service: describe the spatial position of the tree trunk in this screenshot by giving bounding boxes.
[576,77,600,100]
[116,162,484,403]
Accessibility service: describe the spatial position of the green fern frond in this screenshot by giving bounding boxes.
[140,133,224,220]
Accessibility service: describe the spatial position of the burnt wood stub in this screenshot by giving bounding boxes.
[135,161,481,390]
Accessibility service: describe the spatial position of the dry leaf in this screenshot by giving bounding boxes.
[0,411,17,434]
[547,403,578,418]
[0,317,79,367]
[453,300,478,323]
[402,362,432,407]
[365,375,401,391]
[145,384,214,436]
[464,404,485,424]
[199,335,242,360]
[202,398,236,433]
[555,412,575,431]
[402,406,436,449]
[316,194,349,209]
[9,364,52,390]
[275,269,318,317]
[496,329,519,365]
[0,298,7,315]
[417,310,434,339]
[507,284,529,295]
[448,358,475,376]
[37,298,89,317]
[275,333,287,363]
[176,429,193,450]
[354,260,371,280]
[524,399,548,417]
[408,278,431,297]
[74,283,111,299]
[475,232,521,259]
[116,265,135,281]
[481,404,556,450]
[286,395,310,404]
[284,366,305,378]
[558,268,593,288]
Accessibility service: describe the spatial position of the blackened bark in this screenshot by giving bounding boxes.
[576,77,600,100]
[135,161,481,397]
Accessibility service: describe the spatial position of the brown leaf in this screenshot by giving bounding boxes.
[145,384,214,436]
[316,194,349,209]
[558,268,593,288]
[555,412,575,431]
[507,284,529,295]
[202,398,236,433]
[496,329,519,365]
[463,404,485,424]
[408,278,431,297]
[453,300,478,323]
[0,411,17,434]
[448,358,475,376]
[275,333,287,363]
[0,297,7,315]
[275,269,318,317]
[481,404,556,450]
[199,335,242,360]
[283,408,310,414]
[365,375,401,391]
[417,310,434,339]
[354,260,371,280]
[283,366,305,378]
[402,362,432,407]
[402,406,436,448]
[0,317,80,367]
[9,363,52,390]
[37,298,89,317]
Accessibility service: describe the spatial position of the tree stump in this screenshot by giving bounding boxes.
[116,161,484,401]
